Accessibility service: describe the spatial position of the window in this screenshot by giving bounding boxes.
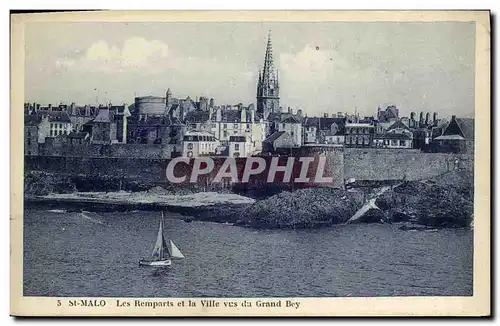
[223,123,227,129]
[235,144,240,150]
[400,140,406,147]
[212,123,216,128]
[223,131,228,137]
[234,152,240,158]
[187,151,193,157]
[187,143,193,150]
[234,123,238,129]
[246,123,250,129]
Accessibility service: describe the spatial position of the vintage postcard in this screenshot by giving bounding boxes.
[10,10,490,317]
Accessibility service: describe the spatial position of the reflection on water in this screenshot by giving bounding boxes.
[23,209,473,297]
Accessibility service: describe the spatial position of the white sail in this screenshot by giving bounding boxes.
[151,213,170,261]
[151,218,164,260]
[169,240,185,259]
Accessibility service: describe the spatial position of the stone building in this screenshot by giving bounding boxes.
[262,131,297,154]
[302,116,346,145]
[433,115,474,154]
[228,135,253,158]
[373,120,414,148]
[182,131,220,157]
[345,122,375,148]
[182,103,267,156]
[91,106,117,145]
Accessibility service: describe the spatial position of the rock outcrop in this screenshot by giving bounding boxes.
[234,187,364,229]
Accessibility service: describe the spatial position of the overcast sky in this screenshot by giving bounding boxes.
[24,21,475,118]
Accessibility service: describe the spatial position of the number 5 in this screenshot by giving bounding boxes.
[57,300,61,306]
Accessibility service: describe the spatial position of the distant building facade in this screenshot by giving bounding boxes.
[345,122,375,147]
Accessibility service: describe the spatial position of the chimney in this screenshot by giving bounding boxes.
[410,112,415,120]
[451,115,456,121]
[323,112,328,118]
[48,104,52,111]
[419,112,424,124]
[433,112,438,125]
[425,112,430,125]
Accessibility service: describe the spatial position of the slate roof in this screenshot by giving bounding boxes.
[319,117,346,133]
[442,117,474,141]
[220,110,242,122]
[24,114,42,126]
[267,112,303,123]
[68,131,89,139]
[93,108,113,123]
[185,110,210,123]
[263,131,287,144]
[387,119,411,131]
[281,116,301,124]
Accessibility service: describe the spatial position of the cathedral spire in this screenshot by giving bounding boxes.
[262,30,275,82]
[256,30,280,120]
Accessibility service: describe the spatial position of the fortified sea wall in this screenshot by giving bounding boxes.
[344,148,473,181]
[24,146,345,190]
[24,146,473,193]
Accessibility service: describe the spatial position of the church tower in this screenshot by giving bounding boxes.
[257,31,280,120]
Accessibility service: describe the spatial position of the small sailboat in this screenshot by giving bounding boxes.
[139,212,185,267]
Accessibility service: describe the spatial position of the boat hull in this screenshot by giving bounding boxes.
[139,259,172,267]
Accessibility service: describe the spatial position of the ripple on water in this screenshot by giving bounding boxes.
[23,209,473,297]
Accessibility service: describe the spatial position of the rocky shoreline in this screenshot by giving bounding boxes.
[24,170,473,230]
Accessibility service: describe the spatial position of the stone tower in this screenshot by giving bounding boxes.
[256,31,280,120]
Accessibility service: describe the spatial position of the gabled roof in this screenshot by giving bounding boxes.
[281,116,301,124]
[267,112,303,123]
[387,119,411,132]
[319,117,346,132]
[42,111,72,123]
[263,131,287,143]
[93,108,113,123]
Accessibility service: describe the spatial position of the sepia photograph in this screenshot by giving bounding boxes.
[10,10,490,316]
